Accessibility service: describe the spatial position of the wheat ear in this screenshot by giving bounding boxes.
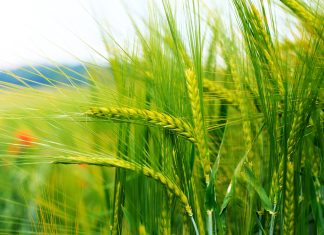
[287,98,310,161]
[185,68,210,184]
[53,155,193,216]
[282,93,313,233]
[251,4,284,95]
[203,79,240,109]
[160,208,168,235]
[228,58,254,163]
[280,0,315,23]
[280,0,322,39]
[86,107,195,143]
[139,224,147,235]
[112,182,122,235]
[283,161,294,235]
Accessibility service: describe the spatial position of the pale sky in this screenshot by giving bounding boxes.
[0,0,292,69]
[0,0,234,69]
[0,0,140,69]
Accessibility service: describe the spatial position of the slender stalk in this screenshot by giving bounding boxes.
[191,179,205,235]
[191,216,199,235]
[269,203,277,235]
[207,210,213,235]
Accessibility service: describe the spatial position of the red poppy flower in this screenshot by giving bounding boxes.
[7,130,36,155]
[16,130,35,146]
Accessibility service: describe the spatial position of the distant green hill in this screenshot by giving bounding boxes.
[0,65,88,87]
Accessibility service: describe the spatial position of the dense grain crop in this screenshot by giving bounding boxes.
[0,0,322,234]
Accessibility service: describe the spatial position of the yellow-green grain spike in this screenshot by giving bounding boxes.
[203,79,240,109]
[283,161,294,235]
[250,4,284,95]
[229,59,254,164]
[53,155,193,217]
[185,68,210,184]
[112,182,122,235]
[86,107,196,143]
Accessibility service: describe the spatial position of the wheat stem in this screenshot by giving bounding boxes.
[207,210,213,235]
[191,179,205,235]
[191,216,200,235]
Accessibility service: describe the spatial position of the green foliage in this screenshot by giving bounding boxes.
[0,0,323,234]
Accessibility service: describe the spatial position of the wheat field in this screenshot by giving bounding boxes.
[0,0,323,234]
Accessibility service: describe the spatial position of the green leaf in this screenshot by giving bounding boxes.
[205,154,220,210]
[219,123,265,215]
[240,166,273,213]
[220,177,236,215]
[310,177,324,233]
[206,124,226,210]
[219,145,248,215]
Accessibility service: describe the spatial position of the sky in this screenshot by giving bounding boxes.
[0,0,148,69]
[0,0,293,69]
[0,0,234,69]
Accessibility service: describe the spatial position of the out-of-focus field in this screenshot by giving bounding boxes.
[0,83,121,233]
[0,84,251,234]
